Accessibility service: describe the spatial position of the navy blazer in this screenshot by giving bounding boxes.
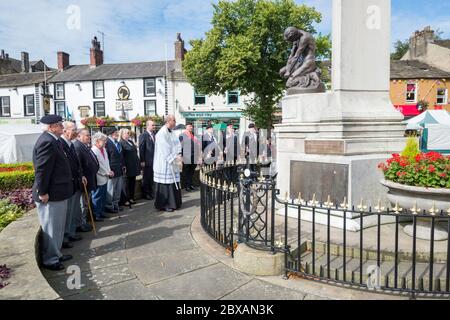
[105,138,125,177]
[32,132,74,202]
[59,137,83,192]
[139,130,156,168]
[73,140,99,192]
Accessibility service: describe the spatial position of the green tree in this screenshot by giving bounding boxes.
[183,0,331,129]
[391,39,409,60]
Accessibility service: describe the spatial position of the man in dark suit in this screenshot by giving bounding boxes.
[60,121,86,248]
[105,127,125,213]
[243,123,259,171]
[73,128,98,233]
[179,123,200,192]
[139,120,156,200]
[33,115,74,271]
[202,125,217,165]
[223,123,239,181]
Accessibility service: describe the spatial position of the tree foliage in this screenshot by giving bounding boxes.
[391,39,409,60]
[183,0,331,129]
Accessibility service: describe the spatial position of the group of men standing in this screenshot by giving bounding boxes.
[33,113,266,271]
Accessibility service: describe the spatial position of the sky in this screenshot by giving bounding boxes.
[0,0,449,67]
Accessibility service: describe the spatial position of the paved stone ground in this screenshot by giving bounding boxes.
[41,191,417,300]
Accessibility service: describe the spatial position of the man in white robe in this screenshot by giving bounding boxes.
[153,115,182,212]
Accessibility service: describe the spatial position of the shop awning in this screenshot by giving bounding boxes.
[394,105,421,117]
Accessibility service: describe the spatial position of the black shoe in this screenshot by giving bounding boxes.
[129,199,136,205]
[62,242,74,249]
[76,225,93,233]
[105,208,119,214]
[68,235,82,242]
[59,255,73,262]
[43,262,65,271]
[189,186,197,191]
[164,208,174,212]
[94,217,104,222]
[145,195,154,200]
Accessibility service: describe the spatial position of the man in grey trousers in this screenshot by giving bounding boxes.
[104,127,125,214]
[32,115,74,271]
[60,121,87,248]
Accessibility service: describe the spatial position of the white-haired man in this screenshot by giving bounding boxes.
[153,115,182,212]
[59,121,87,248]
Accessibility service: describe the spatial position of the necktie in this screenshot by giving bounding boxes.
[115,141,122,153]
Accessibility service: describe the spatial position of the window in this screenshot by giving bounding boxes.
[55,102,66,118]
[406,83,417,103]
[227,90,239,105]
[0,97,11,117]
[94,101,106,117]
[194,91,206,105]
[144,78,156,96]
[144,100,156,116]
[93,81,105,99]
[437,88,448,105]
[24,95,35,116]
[55,83,65,100]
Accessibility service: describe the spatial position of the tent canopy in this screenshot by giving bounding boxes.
[0,125,42,164]
[404,110,450,130]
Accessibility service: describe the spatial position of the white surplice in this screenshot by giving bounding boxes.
[153,125,181,184]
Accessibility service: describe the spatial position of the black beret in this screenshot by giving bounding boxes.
[248,123,255,129]
[104,127,118,136]
[40,115,63,125]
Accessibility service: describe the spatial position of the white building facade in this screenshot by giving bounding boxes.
[0,35,253,133]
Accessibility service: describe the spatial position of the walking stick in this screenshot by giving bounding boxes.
[83,183,97,236]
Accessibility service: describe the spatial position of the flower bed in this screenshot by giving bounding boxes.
[0,163,35,232]
[0,199,25,232]
[379,151,450,189]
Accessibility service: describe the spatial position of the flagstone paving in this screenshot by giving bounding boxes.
[41,192,416,300]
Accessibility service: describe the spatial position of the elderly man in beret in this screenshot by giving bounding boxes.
[33,115,74,271]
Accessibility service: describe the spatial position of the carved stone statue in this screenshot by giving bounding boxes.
[280,27,325,94]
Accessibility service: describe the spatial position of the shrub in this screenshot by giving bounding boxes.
[401,137,420,162]
[0,163,33,173]
[0,171,34,191]
[379,152,450,189]
[0,199,25,232]
[0,189,34,211]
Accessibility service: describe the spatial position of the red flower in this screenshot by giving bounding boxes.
[428,165,436,173]
[440,173,447,178]
[396,171,407,178]
[399,159,409,167]
[425,152,443,162]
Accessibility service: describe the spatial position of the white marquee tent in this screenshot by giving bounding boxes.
[0,125,42,164]
[404,110,450,130]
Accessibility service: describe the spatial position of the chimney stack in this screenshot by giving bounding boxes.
[57,52,70,71]
[409,26,435,59]
[175,33,187,63]
[21,52,30,73]
[90,36,104,67]
[0,50,5,60]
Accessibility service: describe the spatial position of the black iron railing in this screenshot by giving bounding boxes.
[199,165,450,297]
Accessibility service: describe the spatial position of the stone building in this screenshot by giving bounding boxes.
[390,26,450,118]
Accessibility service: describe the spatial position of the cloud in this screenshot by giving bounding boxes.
[0,0,447,67]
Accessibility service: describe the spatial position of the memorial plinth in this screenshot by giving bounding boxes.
[275,0,406,230]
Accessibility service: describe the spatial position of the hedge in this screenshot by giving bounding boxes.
[0,199,25,232]
[0,162,33,171]
[0,171,34,191]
